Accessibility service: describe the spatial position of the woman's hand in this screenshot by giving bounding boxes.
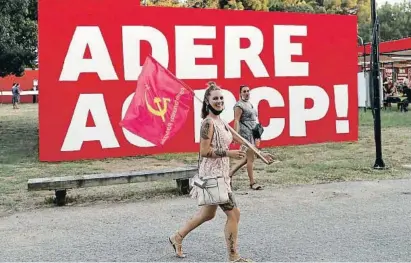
[228,150,246,160]
[260,151,275,164]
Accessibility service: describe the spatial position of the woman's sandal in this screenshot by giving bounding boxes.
[250,182,263,190]
[169,232,186,258]
[231,256,253,262]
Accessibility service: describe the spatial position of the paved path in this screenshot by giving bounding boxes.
[1,179,411,262]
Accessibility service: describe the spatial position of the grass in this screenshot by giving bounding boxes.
[1,104,411,215]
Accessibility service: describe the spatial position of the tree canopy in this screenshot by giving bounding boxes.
[0,0,38,77]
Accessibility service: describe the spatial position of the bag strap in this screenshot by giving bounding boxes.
[207,117,224,159]
[214,121,222,158]
[197,117,222,168]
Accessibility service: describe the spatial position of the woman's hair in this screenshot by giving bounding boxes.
[201,81,221,119]
[240,85,248,93]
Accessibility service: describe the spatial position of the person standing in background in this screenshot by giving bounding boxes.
[11,83,20,109]
[229,85,263,190]
[32,83,38,103]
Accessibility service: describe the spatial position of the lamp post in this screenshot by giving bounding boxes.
[358,35,367,112]
[370,0,385,169]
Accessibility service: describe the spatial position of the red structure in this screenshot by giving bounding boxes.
[0,69,39,104]
[358,37,411,82]
[358,37,411,55]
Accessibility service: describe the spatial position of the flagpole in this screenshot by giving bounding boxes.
[142,55,271,164]
[186,89,271,165]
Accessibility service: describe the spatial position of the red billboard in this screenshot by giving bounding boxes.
[38,0,358,162]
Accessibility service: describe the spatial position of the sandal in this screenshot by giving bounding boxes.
[231,257,253,262]
[250,183,263,190]
[169,232,186,258]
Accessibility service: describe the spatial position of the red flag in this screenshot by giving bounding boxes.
[120,55,193,146]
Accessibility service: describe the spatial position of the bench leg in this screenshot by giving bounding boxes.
[176,179,190,195]
[54,189,67,206]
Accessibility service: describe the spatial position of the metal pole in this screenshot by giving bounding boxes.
[358,35,367,112]
[370,0,385,169]
[362,41,366,74]
[364,41,368,111]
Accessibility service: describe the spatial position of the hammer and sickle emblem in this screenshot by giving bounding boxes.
[144,89,170,122]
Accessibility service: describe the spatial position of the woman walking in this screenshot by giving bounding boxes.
[229,85,263,190]
[169,82,272,262]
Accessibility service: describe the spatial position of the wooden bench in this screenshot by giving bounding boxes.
[27,166,197,206]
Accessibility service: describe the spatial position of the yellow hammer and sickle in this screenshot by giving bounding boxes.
[144,90,170,122]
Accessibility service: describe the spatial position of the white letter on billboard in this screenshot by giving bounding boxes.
[249,87,285,140]
[175,26,217,79]
[225,26,269,78]
[121,93,155,147]
[59,26,118,81]
[61,94,120,151]
[274,25,308,77]
[123,26,169,81]
[193,89,236,143]
[289,85,329,137]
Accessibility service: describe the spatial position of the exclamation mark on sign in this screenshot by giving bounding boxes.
[334,84,349,134]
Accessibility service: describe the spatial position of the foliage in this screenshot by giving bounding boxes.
[357,0,411,43]
[143,0,183,7]
[184,0,220,8]
[376,1,411,41]
[218,0,270,10]
[0,0,38,77]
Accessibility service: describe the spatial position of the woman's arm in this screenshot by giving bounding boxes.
[233,106,242,133]
[199,119,227,158]
[232,107,244,144]
[231,129,245,145]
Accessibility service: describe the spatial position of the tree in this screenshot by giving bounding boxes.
[184,0,219,8]
[357,0,372,42]
[185,0,268,10]
[377,1,411,41]
[219,0,245,10]
[0,0,38,77]
[267,0,313,12]
[357,0,411,43]
[143,0,183,7]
